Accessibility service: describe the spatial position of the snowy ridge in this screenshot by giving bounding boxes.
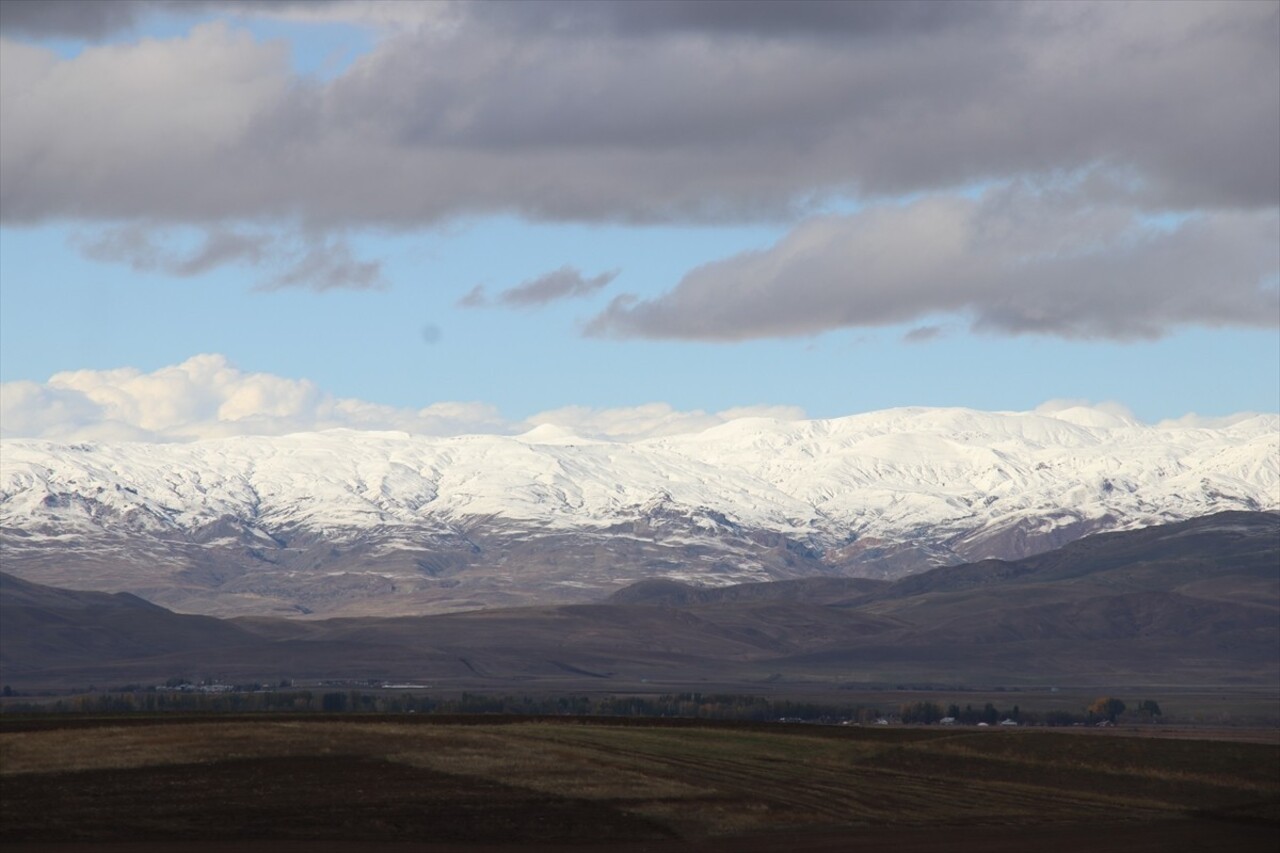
[1,406,1277,616]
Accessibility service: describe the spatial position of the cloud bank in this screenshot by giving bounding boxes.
[1,0,1276,326]
[0,355,807,443]
[0,355,505,442]
[586,182,1280,341]
[2,1,1274,227]
[4,355,1271,444]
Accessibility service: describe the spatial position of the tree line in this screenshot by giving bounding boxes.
[896,696,1159,725]
[1,687,1160,724]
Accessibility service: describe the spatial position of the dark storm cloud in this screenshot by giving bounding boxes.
[586,185,1280,342]
[457,266,618,309]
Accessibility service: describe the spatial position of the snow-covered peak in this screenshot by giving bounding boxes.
[513,423,599,445]
[2,404,1276,559]
[3,405,1276,616]
[1038,405,1140,429]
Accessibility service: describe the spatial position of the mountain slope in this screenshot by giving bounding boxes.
[0,572,260,677]
[2,512,1276,691]
[1,406,1275,617]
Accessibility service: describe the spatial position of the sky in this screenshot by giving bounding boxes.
[0,0,1277,443]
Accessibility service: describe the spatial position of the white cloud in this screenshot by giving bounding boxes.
[0,355,806,443]
[0,380,113,439]
[0,355,506,442]
[3,355,1270,443]
[1155,411,1272,430]
[525,402,807,442]
[1034,399,1137,420]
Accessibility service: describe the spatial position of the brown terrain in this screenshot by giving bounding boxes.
[2,716,1278,852]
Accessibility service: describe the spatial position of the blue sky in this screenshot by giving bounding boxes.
[1,1,1277,441]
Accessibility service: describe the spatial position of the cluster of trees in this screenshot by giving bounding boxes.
[897,697,1160,726]
[1085,697,1162,723]
[896,701,1012,724]
[3,690,324,715]
[0,689,865,719]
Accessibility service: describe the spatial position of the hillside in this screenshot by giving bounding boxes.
[3,512,1275,692]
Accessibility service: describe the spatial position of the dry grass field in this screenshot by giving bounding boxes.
[1,716,1277,851]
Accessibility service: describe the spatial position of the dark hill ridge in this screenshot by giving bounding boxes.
[0,571,165,612]
[878,510,1280,598]
[0,572,260,677]
[2,511,1276,691]
[612,511,1279,607]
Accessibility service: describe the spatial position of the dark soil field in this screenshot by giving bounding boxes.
[2,716,1277,852]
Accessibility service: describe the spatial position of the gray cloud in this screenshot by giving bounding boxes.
[585,182,1280,342]
[0,0,147,39]
[497,266,617,307]
[74,224,383,291]
[0,1,994,41]
[259,235,384,292]
[458,266,618,309]
[903,326,945,344]
[455,285,489,308]
[0,0,314,39]
[174,228,273,276]
[1,1,1275,230]
[76,224,272,276]
[3,1,1277,333]
[471,0,1000,40]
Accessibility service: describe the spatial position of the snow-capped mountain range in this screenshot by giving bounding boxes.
[1,406,1276,617]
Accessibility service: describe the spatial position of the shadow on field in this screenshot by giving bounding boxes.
[0,755,672,844]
